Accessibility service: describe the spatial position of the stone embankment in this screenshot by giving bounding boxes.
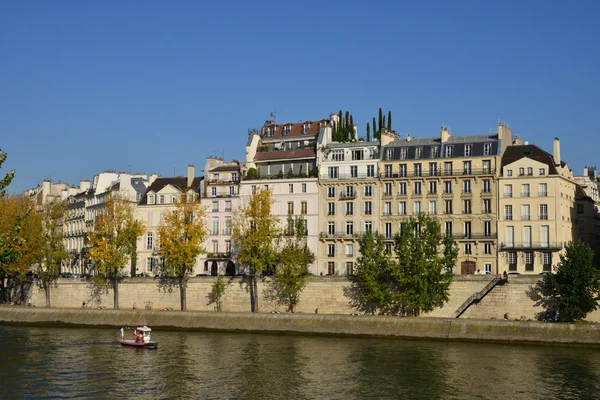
[2,307,600,346]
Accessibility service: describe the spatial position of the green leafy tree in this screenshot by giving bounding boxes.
[158,194,208,311]
[0,149,15,199]
[209,275,226,311]
[245,167,259,180]
[535,241,599,322]
[270,216,314,312]
[35,200,70,307]
[387,110,392,130]
[392,214,456,316]
[232,188,280,312]
[88,193,145,309]
[366,123,371,141]
[351,231,394,314]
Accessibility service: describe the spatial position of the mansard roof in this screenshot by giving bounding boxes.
[139,176,203,205]
[501,145,559,175]
[382,133,500,161]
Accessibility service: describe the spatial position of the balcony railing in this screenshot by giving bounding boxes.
[319,232,364,239]
[339,192,357,200]
[319,173,378,181]
[380,168,496,179]
[453,233,498,240]
[499,242,563,250]
[382,192,394,198]
[205,252,232,259]
[206,179,240,185]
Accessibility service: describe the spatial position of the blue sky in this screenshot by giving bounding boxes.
[1,1,599,193]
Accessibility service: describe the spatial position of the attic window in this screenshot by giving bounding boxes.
[303,123,310,134]
[268,126,275,137]
[524,151,531,156]
[283,125,291,136]
[148,194,155,204]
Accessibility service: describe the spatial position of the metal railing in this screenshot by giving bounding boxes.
[380,168,496,179]
[499,242,562,250]
[452,277,504,318]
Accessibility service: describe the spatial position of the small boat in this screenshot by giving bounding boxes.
[120,326,158,348]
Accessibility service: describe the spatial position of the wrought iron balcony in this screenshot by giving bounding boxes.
[499,242,563,250]
[453,233,498,240]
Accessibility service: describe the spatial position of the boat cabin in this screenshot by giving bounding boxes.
[135,326,152,343]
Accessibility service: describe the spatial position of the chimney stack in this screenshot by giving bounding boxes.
[80,179,91,192]
[440,126,450,143]
[553,138,561,165]
[149,173,158,185]
[187,164,195,188]
[513,136,522,145]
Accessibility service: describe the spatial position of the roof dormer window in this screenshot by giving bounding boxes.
[445,145,453,158]
[464,144,472,157]
[148,194,155,204]
[283,125,291,136]
[302,123,310,134]
[268,126,275,137]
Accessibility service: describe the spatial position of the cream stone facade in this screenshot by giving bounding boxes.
[378,123,513,275]
[498,139,577,274]
[316,114,380,275]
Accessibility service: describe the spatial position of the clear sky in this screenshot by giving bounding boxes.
[1,0,599,193]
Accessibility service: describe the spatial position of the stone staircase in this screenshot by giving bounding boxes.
[452,277,505,318]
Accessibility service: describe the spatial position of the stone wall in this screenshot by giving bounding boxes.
[28,275,600,323]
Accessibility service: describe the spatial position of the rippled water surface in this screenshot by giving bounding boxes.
[1,324,600,399]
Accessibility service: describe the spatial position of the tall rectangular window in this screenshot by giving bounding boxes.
[366,165,375,177]
[384,202,392,216]
[399,164,407,177]
[414,163,422,177]
[364,201,372,215]
[484,221,492,237]
[364,185,372,197]
[328,187,335,198]
[146,232,153,250]
[328,202,335,216]
[289,184,294,194]
[483,143,491,156]
[482,179,491,193]
[506,226,514,247]
[541,225,550,247]
[445,221,453,235]
[539,183,548,196]
[521,204,530,220]
[429,163,437,176]
[385,164,392,178]
[445,200,453,214]
[385,223,392,239]
[429,181,437,194]
[483,199,491,213]
[522,184,530,197]
[346,202,354,216]
[399,182,407,195]
[463,180,471,193]
[301,201,307,215]
[463,200,471,214]
[464,221,472,238]
[399,202,406,215]
[540,204,548,220]
[525,252,534,271]
[414,201,421,214]
[445,146,453,157]
[523,226,532,247]
[328,167,339,179]
[444,162,453,175]
[505,205,513,220]
[288,202,294,215]
[444,181,452,194]
[302,183,307,193]
[504,184,512,198]
[414,182,421,195]
[464,144,472,157]
[429,201,437,215]
[463,161,472,175]
[350,166,358,178]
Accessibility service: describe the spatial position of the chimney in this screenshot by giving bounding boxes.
[498,122,513,155]
[380,129,398,147]
[330,113,339,125]
[149,173,158,185]
[513,136,522,145]
[406,134,412,142]
[553,138,561,165]
[80,179,91,192]
[440,127,450,143]
[187,164,195,187]
[524,140,529,145]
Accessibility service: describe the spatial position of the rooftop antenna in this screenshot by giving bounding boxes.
[128,164,132,174]
[270,108,278,123]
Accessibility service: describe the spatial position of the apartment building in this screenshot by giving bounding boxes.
[136,166,203,276]
[498,138,577,274]
[199,157,240,276]
[379,123,513,275]
[317,114,380,276]
[242,118,327,275]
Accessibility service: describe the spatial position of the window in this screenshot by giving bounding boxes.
[385,164,392,178]
[484,221,492,237]
[346,222,354,235]
[521,184,530,197]
[540,204,548,220]
[507,170,513,177]
[431,146,439,158]
[146,232,153,250]
[351,150,364,161]
[328,222,335,235]
[429,163,437,176]
[482,179,491,193]
[463,161,472,175]
[539,183,547,196]
[212,201,219,212]
[212,220,219,235]
[327,244,335,257]
[366,165,375,177]
[301,201,307,215]
[483,143,491,156]
[365,221,372,233]
[364,201,372,215]
[414,163,422,177]
[345,244,354,257]
[445,200,453,214]
[539,168,545,176]
[505,226,514,247]
[527,167,533,176]
[302,183,307,193]
[504,184,512,198]
[346,202,353,216]
[327,262,335,275]
[399,182,407,195]
[464,144,472,157]
[399,202,406,215]
[399,164,407,177]
[483,199,491,213]
[230,186,236,196]
[328,202,335,216]
[211,187,217,196]
[252,185,257,194]
[444,181,452,194]
[345,186,355,197]
[328,187,335,198]
[415,147,423,159]
[364,185,372,197]
[350,166,358,178]
[264,185,269,190]
[148,194,155,204]
[289,184,294,193]
[346,262,354,276]
[464,243,472,255]
[445,146,453,157]
[385,244,392,254]
[543,252,552,271]
[444,162,453,176]
[287,202,294,215]
[505,205,513,220]
[508,251,517,271]
[519,167,525,176]
[464,221,472,238]
[523,226,532,247]
[414,201,421,215]
[445,222,453,236]
[429,181,437,194]
[386,149,393,161]
[225,218,232,234]
[429,200,437,215]
[159,195,165,204]
[400,148,408,160]
[328,167,339,179]
[463,200,471,214]
[385,223,392,239]
[483,160,491,174]
[484,263,492,274]
[147,257,155,273]
[525,252,534,271]
[332,150,344,161]
[414,182,421,195]
[212,241,219,254]
[541,225,549,247]
[463,180,471,193]
[225,200,232,212]
[522,204,530,220]
[384,182,392,196]
[484,243,492,255]
[384,202,392,216]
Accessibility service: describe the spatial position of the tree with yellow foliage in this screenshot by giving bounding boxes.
[158,193,208,311]
[88,193,144,309]
[232,188,280,312]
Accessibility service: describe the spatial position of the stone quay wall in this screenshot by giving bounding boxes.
[26,275,600,323]
[2,307,600,346]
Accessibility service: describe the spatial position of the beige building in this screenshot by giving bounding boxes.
[378,123,513,275]
[498,138,576,274]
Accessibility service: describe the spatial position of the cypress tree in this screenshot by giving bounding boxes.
[338,110,343,128]
[345,111,350,128]
[388,110,392,130]
[373,117,378,140]
[366,123,371,141]
[382,115,386,132]
[378,108,383,132]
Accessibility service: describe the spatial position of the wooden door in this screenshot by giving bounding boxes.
[461,261,476,275]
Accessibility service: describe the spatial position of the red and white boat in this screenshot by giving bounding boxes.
[120,326,158,348]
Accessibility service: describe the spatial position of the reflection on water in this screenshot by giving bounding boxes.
[1,324,600,399]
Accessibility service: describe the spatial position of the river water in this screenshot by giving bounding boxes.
[1,325,600,399]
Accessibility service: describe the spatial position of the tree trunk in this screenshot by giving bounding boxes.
[179,276,186,311]
[252,274,259,313]
[45,282,51,308]
[249,274,257,312]
[113,277,119,309]
[130,252,137,278]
